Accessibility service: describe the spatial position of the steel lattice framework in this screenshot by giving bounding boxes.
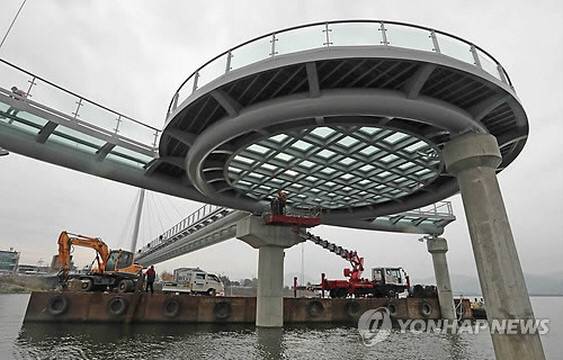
[228,125,440,209]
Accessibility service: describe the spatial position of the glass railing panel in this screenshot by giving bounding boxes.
[435,33,474,64]
[329,22,383,46]
[4,111,46,134]
[0,61,33,95]
[48,134,99,153]
[13,110,49,129]
[78,101,120,134]
[50,125,105,153]
[276,24,326,55]
[230,36,272,71]
[118,118,158,147]
[477,49,501,80]
[111,145,154,164]
[0,101,10,114]
[174,76,195,111]
[196,53,228,90]
[29,79,78,117]
[385,24,434,52]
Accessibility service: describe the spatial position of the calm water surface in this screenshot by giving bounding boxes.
[0,294,561,359]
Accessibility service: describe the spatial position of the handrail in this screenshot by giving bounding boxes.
[137,200,454,259]
[0,58,161,149]
[166,19,512,118]
[403,201,454,217]
[137,203,233,257]
[0,58,159,132]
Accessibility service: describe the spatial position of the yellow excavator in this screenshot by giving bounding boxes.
[57,231,143,292]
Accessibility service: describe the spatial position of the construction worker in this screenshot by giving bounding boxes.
[277,190,288,215]
[145,265,156,294]
[270,190,286,215]
[3,86,28,122]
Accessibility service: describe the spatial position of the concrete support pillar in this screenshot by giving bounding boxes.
[426,237,456,320]
[236,216,302,327]
[256,245,284,327]
[443,133,545,360]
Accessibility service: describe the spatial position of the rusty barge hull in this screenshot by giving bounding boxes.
[23,291,471,324]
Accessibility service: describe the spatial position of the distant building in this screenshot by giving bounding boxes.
[16,264,50,275]
[0,249,20,274]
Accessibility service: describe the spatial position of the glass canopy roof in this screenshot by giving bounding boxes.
[227,125,441,209]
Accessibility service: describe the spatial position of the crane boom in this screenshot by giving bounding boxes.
[297,231,411,299]
[296,231,364,280]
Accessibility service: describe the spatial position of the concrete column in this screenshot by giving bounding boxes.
[256,245,284,327]
[236,216,303,327]
[443,133,545,360]
[426,237,456,320]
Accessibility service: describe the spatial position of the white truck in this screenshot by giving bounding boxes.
[162,267,224,296]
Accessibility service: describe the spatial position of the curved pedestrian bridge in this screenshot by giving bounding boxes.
[0,56,455,246]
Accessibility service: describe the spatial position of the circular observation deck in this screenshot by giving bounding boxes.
[155,20,528,224]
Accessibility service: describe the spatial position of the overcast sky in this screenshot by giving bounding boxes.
[0,0,562,286]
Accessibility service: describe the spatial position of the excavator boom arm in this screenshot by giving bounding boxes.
[57,231,110,274]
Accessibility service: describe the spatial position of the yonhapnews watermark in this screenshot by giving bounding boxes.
[358,307,550,347]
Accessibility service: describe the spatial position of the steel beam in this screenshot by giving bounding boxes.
[35,121,58,144]
[96,142,116,161]
[468,94,508,122]
[165,129,197,147]
[305,62,320,97]
[210,89,242,116]
[403,64,436,99]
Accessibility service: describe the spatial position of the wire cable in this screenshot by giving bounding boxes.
[149,193,166,233]
[0,0,28,51]
[153,193,176,227]
[163,195,184,219]
[142,194,153,243]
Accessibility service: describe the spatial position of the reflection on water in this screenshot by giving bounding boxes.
[15,322,487,360]
[256,327,284,359]
[16,323,259,359]
[2,294,561,360]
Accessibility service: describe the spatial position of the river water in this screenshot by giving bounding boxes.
[0,294,561,359]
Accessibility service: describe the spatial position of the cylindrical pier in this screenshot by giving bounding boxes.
[426,237,456,320]
[256,245,285,327]
[444,133,545,360]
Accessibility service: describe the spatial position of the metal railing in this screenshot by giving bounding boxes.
[0,58,161,149]
[138,200,454,260]
[137,204,233,257]
[406,201,454,217]
[167,20,511,118]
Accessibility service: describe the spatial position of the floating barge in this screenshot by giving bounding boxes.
[23,291,472,324]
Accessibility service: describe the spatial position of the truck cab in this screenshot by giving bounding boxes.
[371,267,410,297]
